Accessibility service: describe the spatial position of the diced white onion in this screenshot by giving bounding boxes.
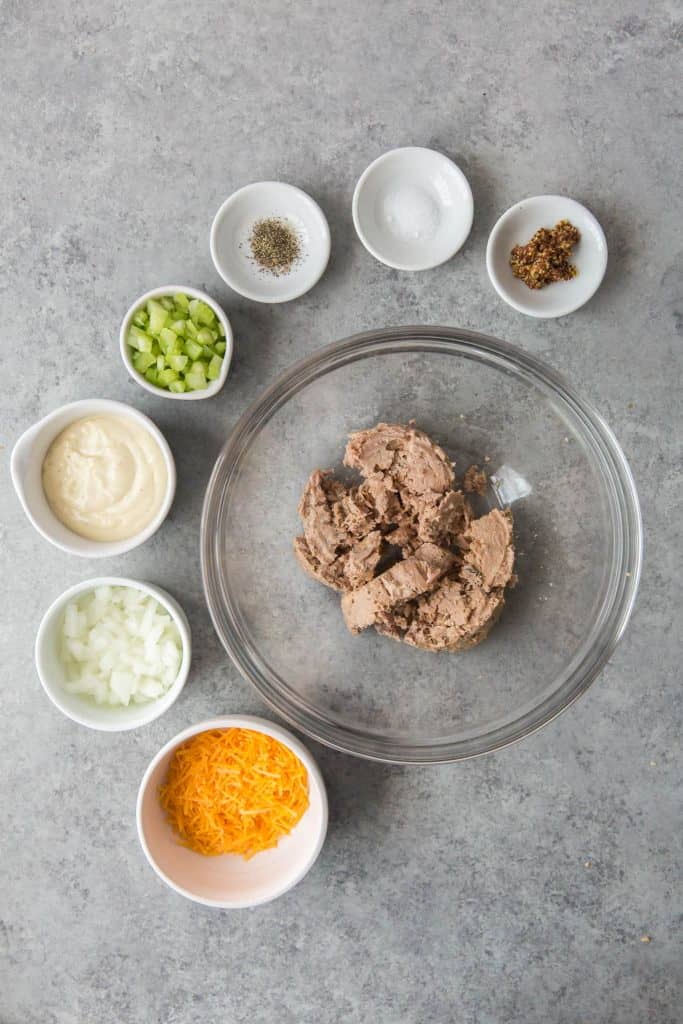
[58,587,183,707]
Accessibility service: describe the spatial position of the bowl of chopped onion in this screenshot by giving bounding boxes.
[136,716,328,908]
[120,285,233,400]
[35,578,191,731]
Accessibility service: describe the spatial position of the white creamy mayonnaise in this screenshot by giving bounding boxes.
[41,415,168,541]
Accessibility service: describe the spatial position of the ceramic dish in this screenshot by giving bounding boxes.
[35,577,191,731]
[201,326,642,764]
[352,147,473,270]
[11,398,176,558]
[120,285,233,400]
[210,182,331,303]
[137,715,328,908]
[486,195,608,318]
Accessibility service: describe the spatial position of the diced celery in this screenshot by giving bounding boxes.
[168,380,187,393]
[132,350,156,373]
[151,340,161,357]
[186,375,208,392]
[184,319,199,339]
[217,320,225,338]
[173,292,190,310]
[132,308,149,329]
[128,325,153,353]
[197,328,214,345]
[159,327,178,352]
[189,298,215,326]
[185,360,208,390]
[156,355,165,371]
[169,319,186,335]
[145,368,159,385]
[184,338,203,361]
[160,296,174,311]
[157,368,179,386]
[147,299,169,334]
[207,354,223,381]
[214,341,226,355]
[202,345,216,359]
[168,354,189,372]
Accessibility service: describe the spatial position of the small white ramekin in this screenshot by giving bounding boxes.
[35,577,192,732]
[137,715,328,908]
[11,398,176,558]
[120,285,233,400]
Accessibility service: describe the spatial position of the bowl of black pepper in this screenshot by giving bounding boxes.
[210,182,331,304]
[486,195,608,319]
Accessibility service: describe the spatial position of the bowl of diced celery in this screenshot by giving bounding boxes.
[120,286,233,399]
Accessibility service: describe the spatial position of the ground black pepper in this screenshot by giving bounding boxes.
[248,217,301,275]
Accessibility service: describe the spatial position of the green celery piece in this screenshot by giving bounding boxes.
[201,344,216,359]
[169,319,186,335]
[127,326,153,353]
[214,340,227,355]
[132,350,156,373]
[160,296,174,311]
[147,299,169,334]
[207,354,223,381]
[197,328,214,345]
[217,320,226,338]
[184,319,199,340]
[157,368,179,386]
[132,308,149,329]
[168,380,187,393]
[173,293,190,310]
[189,298,215,326]
[156,355,165,371]
[168,354,189,372]
[185,360,208,390]
[151,340,161,357]
[186,375,208,392]
[184,338,203,361]
[145,368,159,385]
[159,327,178,351]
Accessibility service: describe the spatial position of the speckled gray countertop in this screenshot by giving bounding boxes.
[2,2,681,1022]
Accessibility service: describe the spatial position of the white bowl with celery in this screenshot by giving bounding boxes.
[120,285,233,400]
[35,578,191,731]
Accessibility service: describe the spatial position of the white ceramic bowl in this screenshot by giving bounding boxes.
[137,715,328,908]
[11,398,176,558]
[486,195,608,318]
[352,147,474,271]
[120,285,233,400]
[210,182,331,303]
[35,577,191,731]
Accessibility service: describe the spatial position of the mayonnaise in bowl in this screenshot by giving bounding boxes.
[42,414,169,542]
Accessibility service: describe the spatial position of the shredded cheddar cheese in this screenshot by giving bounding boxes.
[159,728,309,858]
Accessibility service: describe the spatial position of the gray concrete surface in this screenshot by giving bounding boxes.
[1,2,681,1022]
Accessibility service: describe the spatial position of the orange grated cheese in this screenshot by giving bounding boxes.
[158,728,309,858]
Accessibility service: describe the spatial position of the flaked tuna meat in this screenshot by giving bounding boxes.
[341,544,454,634]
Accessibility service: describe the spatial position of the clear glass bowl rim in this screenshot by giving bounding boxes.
[201,326,643,764]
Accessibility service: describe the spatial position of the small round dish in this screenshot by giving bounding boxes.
[10,398,176,558]
[210,182,331,303]
[137,715,328,908]
[120,285,233,400]
[352,147,474,271]
[35,577,191,731]
[486,195,608,318]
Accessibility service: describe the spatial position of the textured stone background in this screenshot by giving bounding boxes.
[1,2,681,1022]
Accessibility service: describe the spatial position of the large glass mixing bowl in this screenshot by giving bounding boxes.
[201,328,642,763]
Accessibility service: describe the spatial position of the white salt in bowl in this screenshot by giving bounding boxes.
[352,147,474,270]
[137,716,328,908]
[35,577,191,731]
